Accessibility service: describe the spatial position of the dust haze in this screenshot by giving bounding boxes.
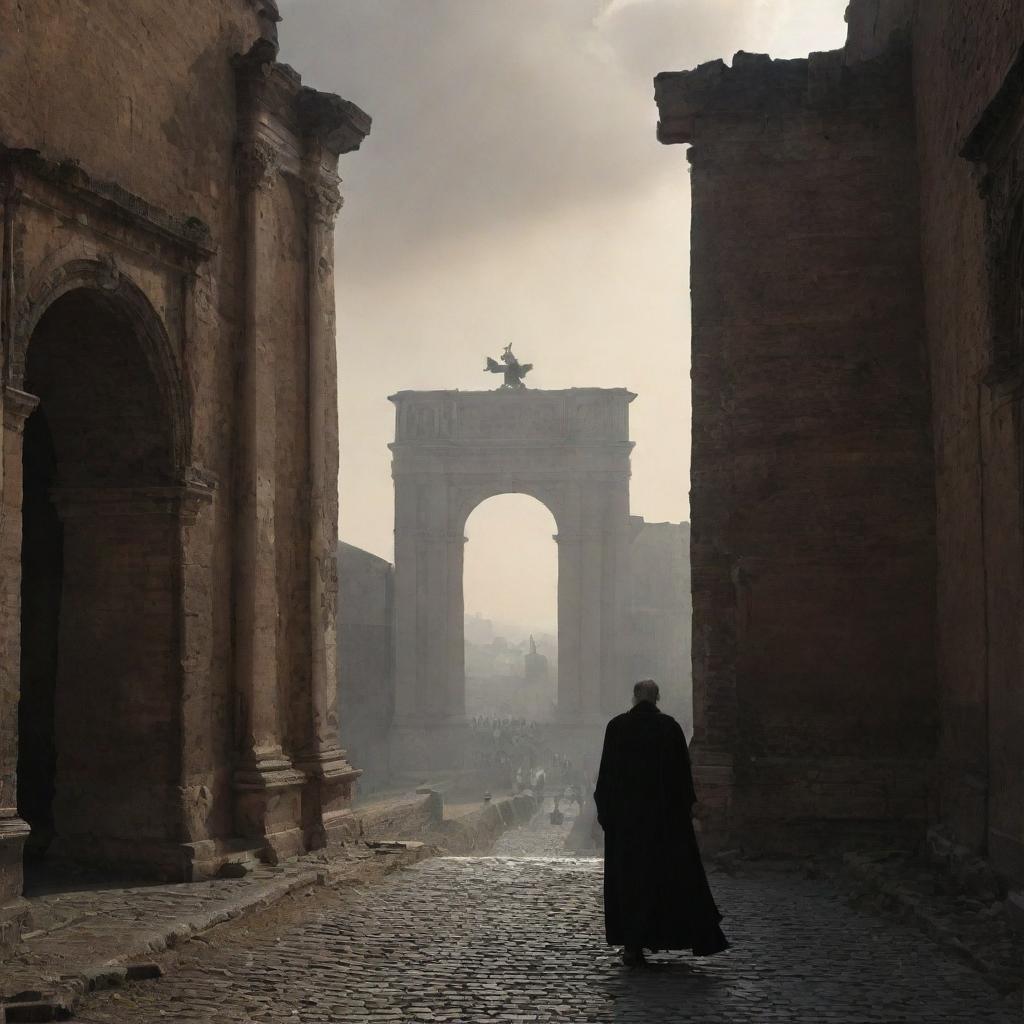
[280,0,849,631]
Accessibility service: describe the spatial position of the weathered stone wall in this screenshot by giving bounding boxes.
[0,2,267,873]
[625,518,692,734]
[656,46,937,850]
[657,1,1024,879]
[0,0,370,942]
[843,0,914,62]
[0,1,259,223]
[337,543,394,793]
[910,1,1024,882]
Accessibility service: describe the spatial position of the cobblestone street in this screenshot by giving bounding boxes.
[72,816,1018,1024]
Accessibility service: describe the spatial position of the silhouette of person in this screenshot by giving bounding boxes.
[594,679,729,967]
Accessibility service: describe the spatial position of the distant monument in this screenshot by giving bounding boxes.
[524,635,549,687]
[484,344,532,390]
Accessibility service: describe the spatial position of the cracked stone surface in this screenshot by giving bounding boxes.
[72,817,1019,1023]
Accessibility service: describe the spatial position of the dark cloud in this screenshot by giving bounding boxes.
[280,0,833,277]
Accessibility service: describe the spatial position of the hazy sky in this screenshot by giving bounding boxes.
[280,0,850,631]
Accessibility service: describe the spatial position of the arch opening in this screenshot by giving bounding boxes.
[17,287,182,882]
[462,494,558,723]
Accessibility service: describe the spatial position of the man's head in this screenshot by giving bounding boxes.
[632,679,660,706]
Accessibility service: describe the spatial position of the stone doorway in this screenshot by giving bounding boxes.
[14,287,181,879]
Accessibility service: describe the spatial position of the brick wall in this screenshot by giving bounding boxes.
[656,46,936,849]
[911,1,1024,881]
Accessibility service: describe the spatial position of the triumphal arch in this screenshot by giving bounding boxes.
[389,385,636,769]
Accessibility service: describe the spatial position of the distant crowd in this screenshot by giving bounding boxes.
[466,716,589,811]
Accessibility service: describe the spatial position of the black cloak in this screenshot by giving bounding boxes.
[594,701,728,955]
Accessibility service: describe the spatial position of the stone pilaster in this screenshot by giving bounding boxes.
[0,389,38,949]
[554,530,584,718]
[294,144,360,848]
[231,86,306,861]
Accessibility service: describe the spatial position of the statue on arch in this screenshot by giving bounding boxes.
[485,344,532,390]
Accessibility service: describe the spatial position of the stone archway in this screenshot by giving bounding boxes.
[6,277,196,880]
[389,387,635,770]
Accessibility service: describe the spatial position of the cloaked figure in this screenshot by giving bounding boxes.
[594,679,729,967]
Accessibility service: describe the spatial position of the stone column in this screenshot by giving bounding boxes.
[445,531,467,720]
[555,531,584,717]
[391,491,468,769]
[600,483,632,715]
[232,134,306,858]
[421,527,454,718]
[0,389,38,944]
[392,476,420,723]
[295,149,360,846]
[579,527,606,722]
[0,175,14,521]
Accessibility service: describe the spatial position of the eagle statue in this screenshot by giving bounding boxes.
[485,344,532,390]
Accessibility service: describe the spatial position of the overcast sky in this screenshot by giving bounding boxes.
[280,0,850,633]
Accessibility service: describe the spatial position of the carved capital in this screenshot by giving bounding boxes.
[3,388,39,432]
[306,177,344,226]
[237,139,281,194]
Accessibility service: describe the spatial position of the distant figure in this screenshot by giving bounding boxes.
[594,679,728,968]
[533,767,546,805]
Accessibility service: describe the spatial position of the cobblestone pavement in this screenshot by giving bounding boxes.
[73,815,1019,1024]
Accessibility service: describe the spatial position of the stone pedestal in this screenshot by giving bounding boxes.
[233,758,307,864]
[0,817,30,948]
[296,749,362,848]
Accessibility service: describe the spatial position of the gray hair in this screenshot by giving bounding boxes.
[632,679,660,704]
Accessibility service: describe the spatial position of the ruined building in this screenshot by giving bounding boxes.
[0,1,369,946]
[656,0,1024,885]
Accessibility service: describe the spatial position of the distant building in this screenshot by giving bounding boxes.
[465,631,557,721]
[625,519,692,733]
[337,543,394,793]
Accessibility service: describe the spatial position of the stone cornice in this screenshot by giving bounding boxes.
[234,44,371,161]
[51,482,215,523]
[0,145,215,258]
[388,387,638,403]
[296,88,372,156]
